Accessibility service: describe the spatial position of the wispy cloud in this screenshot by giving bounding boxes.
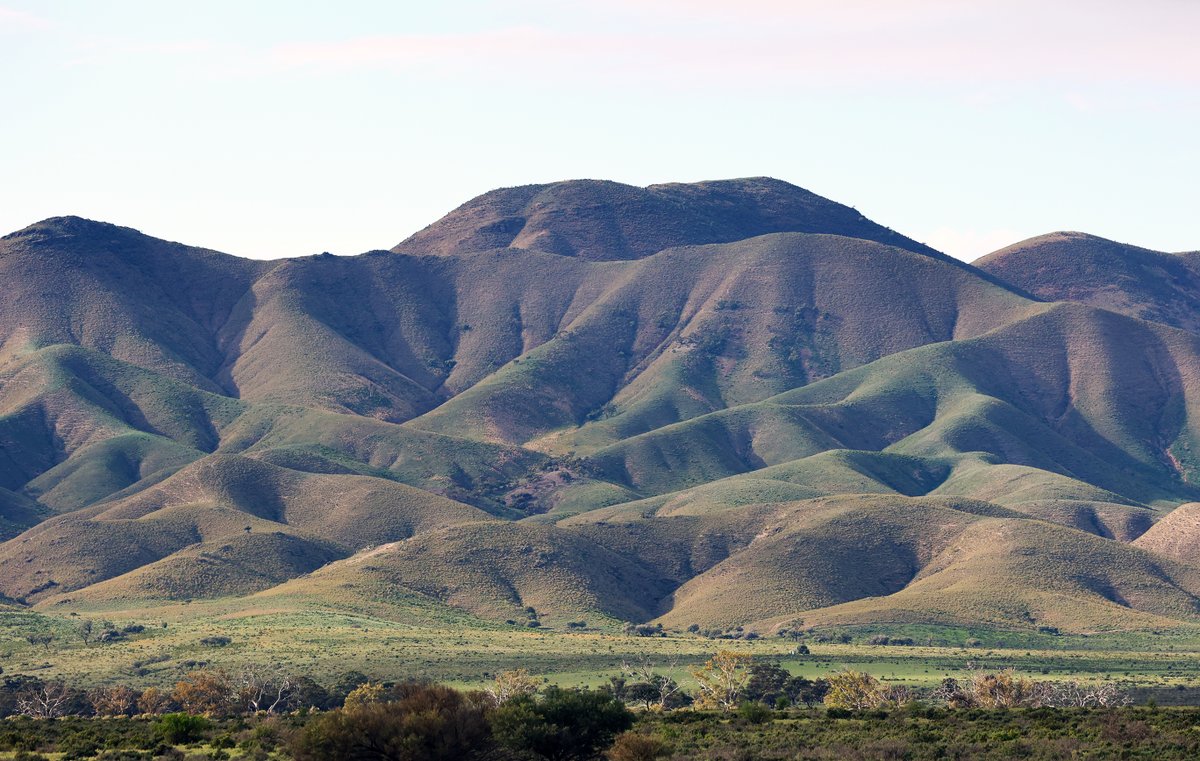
[250,1,1200,89]
[0,6,49,32]
[264,27,565,73]
[61,37,217,69]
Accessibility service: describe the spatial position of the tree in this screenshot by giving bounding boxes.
[486,668,539,705]
[492,687,633,761]
[745,661,791,705]
[601,676,627,701]
[233,665,295,713]
[690,651,752,711]
[968,669,1048,708]
[89,684,139,716]
[77,619,94,646]
[875,684,915,708]
[931,668,1053,709]
[622,656,690,711]
[343,682,386,709]
[793,677,829,708]
[138,686,175,715]
[293,682,494,761]
[24,632,55,652]
[173,669,234,716]
[292,676,335,711]
[1048,680,1130,708]
[17,681,73,718]
[823,669,883,711]
[332,671,373,705]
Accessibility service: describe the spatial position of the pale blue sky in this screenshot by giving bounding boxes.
[1,1,1196,261]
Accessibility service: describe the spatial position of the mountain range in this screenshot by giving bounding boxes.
[2,176,1199,636]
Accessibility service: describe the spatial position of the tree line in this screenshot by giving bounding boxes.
[0,650,1128,723]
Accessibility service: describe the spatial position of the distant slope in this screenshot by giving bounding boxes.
[0,454,491,604]
[0,486,47,540]
[577,302,1200,508]
[279,522,676,625]
[561,495,1200,633]
[397,177,944,260]
[1133,502,1200,562]
[0,217,270,391]
[976,232,1200,333]
[406,233,1035,446]
[4,180,1200,637]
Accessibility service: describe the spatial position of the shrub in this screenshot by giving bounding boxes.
[154,713,212,744]
[199,636,231,647]
[824,670,883,711]
[606,732,671,761]
[292,683,493,761]
[492,687,632,761]
[58,731,102,760]
[736,701,773,724]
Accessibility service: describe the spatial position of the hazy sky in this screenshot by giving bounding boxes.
[1,1,1196,261]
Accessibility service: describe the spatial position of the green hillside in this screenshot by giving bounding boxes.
[975,232,1200,334]
[3,178,1200,641]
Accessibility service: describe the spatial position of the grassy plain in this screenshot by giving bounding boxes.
[5,595,1200,698]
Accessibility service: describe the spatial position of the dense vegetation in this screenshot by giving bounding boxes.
[0,649,1181,760]
[0,667,1190,760]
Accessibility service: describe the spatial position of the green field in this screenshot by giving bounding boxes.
[6,596,1200,699]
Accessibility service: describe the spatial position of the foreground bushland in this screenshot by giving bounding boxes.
[636,705,1200,760]
[0,656,1169,760]
[3,700,1199,760]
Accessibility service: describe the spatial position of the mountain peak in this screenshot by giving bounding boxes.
[3,215,127,242]
[395,177,942,261]
[976,229,1200,333]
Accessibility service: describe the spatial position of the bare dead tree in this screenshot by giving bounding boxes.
[234,666,296,714]
[623,654,686,710]
[485,669,539,706]
[17,682,73,718]
[1048,680,1131,708]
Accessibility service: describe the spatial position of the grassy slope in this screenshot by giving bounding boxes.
[975,231,1200,333]
[0,454,491,604]
[407,233,1035,445]
[4,184,1200,641]
[577,302,1200,509]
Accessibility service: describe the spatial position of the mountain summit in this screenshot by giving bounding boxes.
[397,177,942,260]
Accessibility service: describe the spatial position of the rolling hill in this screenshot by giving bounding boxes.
[2,177,1199,638]
[975,232,1200,334]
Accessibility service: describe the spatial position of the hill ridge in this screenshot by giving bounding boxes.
[3,180,1200,637]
